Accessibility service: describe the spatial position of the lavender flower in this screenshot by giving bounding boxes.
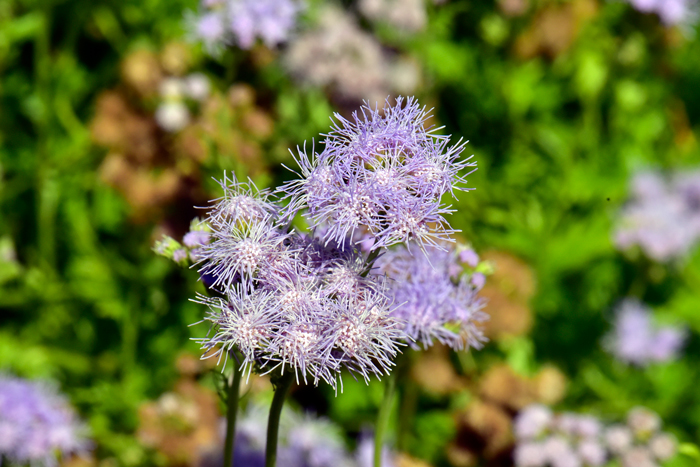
[280,97,475,252]
[186,0,303,54]
[376,242,488,350]
[0,375,90,467]
[190,174,406,389]
[605,299,686,366]
[614,170,700,262]
[228,0,303,49]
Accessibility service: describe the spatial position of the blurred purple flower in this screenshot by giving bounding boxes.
[377,243,488,350]
[0,375,90,467]
[228,0,303,49]
[615,170,700,261]
[606,299,686,366]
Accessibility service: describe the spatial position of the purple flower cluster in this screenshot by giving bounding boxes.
[614,170,700,262]
[191,176,404,390]
[513,405,678,467]
[229,402,393,467]
[280,97,475,252]
[624,0,698,26]
[605,299,686,366]
[0,375,90,467]
[187,0,303,53]
[157,97,477,390]
[376,242,488,350]
[514,405,606,467]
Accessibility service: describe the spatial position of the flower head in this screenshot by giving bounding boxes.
[280,97,475,252]
[0,375,90,467]
[377,242,488,350]
[605,299,686,366]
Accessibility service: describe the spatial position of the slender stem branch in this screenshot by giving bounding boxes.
[223,358,243,467]
[397,381,417,452]
[362,249,381,278]
[265,372,294,467]
[374,371,397,467]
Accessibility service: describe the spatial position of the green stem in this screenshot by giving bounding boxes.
[397,381,417,452]
[362,249,381,278]
[374,371,397,467]
[223,358,243,467]
[265,372,294,467]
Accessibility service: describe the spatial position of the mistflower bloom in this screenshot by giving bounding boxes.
[189,174,406,389]
[186,10,227,54]
[227,0,304,49]
[376,242,487,350]
[614,170,700,262]
[514,404,554,440]
[280,97,475,252]
[513,406,608,467]
[206,173,279,229]
[197,215,289,290]
[186,0,302,54]
[605,299,686,366]
[0,375,90,467]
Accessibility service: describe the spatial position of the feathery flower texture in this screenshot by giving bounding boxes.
[157,97,479,390]
[605,299,686,366]
[513,405,678,467]
[0,375,90,467]
[280,97,475,251]
[376,243,488,350]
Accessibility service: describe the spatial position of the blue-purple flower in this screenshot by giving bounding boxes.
[605,299,686,366]
[0,375,90,467]
[187,0,303,53]
[376,242,488,350]
[280,97,475,252]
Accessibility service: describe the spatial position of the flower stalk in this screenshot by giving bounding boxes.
[374,371,397,467]
[223,356,243,467]
[265,371,295,467]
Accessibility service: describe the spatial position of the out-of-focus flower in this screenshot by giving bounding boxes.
[614,170,700,262]
[284,7,420,102]
[358,0,427,32]
[0,375,90,467]
[184,73,211,101]
[228,0,304,49]
[513,405,679,467]
[377,243,488,350]
[605,299,686,366]
[284,7,388,101]
[186,0,303,53]
[155,101,191,132]
[624,0,698,26]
